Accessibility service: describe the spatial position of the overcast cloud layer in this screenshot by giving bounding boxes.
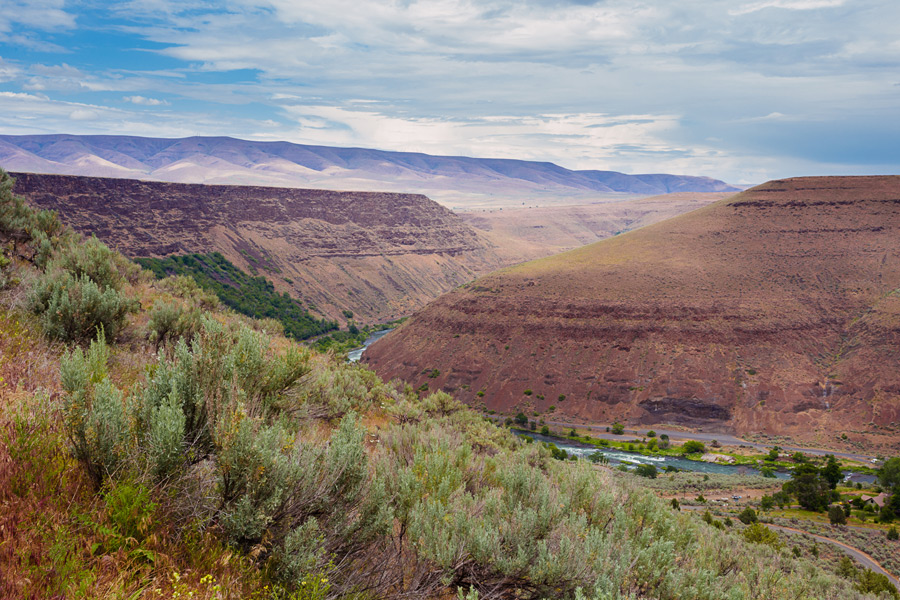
[0,0,898,184]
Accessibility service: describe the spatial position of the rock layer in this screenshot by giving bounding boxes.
[12,172,502,322]
[365,176,900,450]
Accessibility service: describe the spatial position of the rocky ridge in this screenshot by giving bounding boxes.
[11,172,502,322]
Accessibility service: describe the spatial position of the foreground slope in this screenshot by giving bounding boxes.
[0,134,739,208]
[366,176,900,451]
[10,171,502,322]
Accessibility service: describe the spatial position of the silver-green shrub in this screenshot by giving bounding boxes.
[147,300,203,351]
[60,336,131,486]
[29,270,134,342]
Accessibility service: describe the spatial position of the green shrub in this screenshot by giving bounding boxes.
[60,336,131,486]
[49,235,123,291]
[855,569,899,598]
[888,525,899,541]
[103,479,157,543]
[634,464,658,479]
[610,422,624,435]
[156,274,219,309]
[29,270,135,343]
[742,523,780,548]
[147,300,203,351]
[828,504,847,525]
[681,440,706,454]
[738,507,758,524]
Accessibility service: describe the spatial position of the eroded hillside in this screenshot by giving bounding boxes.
[11,172,503,322]
[365,176,900,452]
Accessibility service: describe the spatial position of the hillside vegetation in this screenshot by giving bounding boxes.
[136,252,338,341]
[0,168,889,599]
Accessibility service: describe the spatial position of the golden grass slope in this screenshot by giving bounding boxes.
[458,191,734,264]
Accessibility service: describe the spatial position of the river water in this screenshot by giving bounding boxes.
[347,328,394,362]
[515,432,878,482]
[515,431,793,478]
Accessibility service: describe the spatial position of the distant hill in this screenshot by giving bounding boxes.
[0,134,739,209]
[458,191,736,264]
[365,176,900,453]
[10,172,502,323]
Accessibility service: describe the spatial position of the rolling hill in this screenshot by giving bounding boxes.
[364,176,900,452]
[0,134,739,209]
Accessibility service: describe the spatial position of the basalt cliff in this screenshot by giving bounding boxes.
[11,172,502,322]
[365,176,900,451]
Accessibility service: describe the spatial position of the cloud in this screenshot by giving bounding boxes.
[0,0,75,33]
[123,95,170,106]
[69,108,99,121]
[278,104,690,169]
[1,0,899,184]
[730,0,847,15]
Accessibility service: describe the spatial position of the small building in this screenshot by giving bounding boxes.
[860,493,888,508]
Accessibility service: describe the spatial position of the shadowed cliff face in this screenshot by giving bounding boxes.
[11,172,503,322]
[365,176,900,451]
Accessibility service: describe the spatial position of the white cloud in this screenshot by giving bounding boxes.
[0,0,75,33]
[69,108,99,121]
[278,104,688,168]
[123,95,170,106]
[731,0,847,16]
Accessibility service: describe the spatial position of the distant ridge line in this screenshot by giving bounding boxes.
[0,133,740,201]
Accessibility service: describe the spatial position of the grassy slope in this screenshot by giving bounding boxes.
[0,174,891,600]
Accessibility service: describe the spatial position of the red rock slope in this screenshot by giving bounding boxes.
[365,176,900,450]
[11,172,502,323]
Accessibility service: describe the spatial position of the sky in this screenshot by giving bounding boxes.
[0,0,898,184]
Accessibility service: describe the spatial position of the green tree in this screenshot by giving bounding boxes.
[540,425,549,435]
[856,569,899,598]
[760,494,775,511]
[784,464,831,512]
[821,454,843,489]
[887,525,899,541]
[682,440,706,454]
[514,412,528,426]
[879,457,900,492]
[738,507,757,524]
[828,504,847,525]
[765,446,781,462]
[611,422,625,435]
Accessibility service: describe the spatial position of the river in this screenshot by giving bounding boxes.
[516,431,793,478]
[515,431,878,482]
[347,328,394,362]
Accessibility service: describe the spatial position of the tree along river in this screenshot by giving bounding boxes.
[514,431,875,483]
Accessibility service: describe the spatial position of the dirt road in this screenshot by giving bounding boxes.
[765,524,899,589]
